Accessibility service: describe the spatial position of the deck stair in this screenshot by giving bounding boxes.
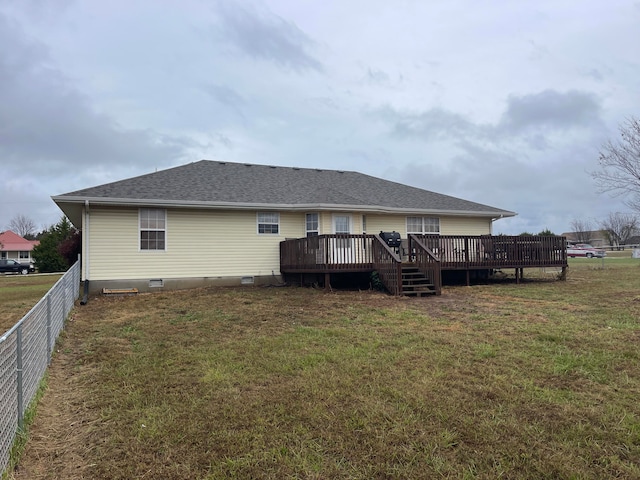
[401,264,437,297]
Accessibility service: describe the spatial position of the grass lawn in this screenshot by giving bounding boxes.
[0,274,62,334]
[7,259,640,479]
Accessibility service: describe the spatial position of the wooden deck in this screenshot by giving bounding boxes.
[280,234,568,295]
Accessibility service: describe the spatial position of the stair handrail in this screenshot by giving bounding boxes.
[372,234,403,295]
[408,234,442,295]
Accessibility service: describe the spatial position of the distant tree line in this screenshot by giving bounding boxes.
[570,213,639,248]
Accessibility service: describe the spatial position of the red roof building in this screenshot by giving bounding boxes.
[0,230,39,263]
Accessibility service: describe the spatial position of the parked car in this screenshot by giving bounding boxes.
[0,259,36,274]
[566,243,606,258]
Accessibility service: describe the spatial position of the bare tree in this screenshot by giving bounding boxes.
[7,214,37,238]
[600,212,638,248]
[592,116,640,212]
[570,218,593,243]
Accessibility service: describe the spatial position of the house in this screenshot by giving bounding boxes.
[0,230,39,264]
[561,230,608,248]
[53,160,526,294]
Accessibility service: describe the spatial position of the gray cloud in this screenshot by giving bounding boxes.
[385,107,486,141]
[500,90,602,132]
[378,89,603,146]
[213,1,322,72]
[366,68,390,85]
[0,1,635,236]
[200,83,247,124]
[201,83,246,108]
[0,13,192,174]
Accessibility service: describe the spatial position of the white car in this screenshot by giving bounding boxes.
[567,244,606,258]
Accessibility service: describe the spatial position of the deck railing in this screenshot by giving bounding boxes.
[371,235,403,296]
[408,234,442,295]
[280,234,376,272]
[409,234,567,269]
[280,234,567,292]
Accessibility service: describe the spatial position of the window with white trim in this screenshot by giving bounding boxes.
[406,216,440,234]
[140,208,166,250]
[305,213,319,237]
[19,251,29,259]
[258,212,279,234]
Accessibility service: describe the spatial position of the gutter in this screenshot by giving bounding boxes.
[52,196,517,219]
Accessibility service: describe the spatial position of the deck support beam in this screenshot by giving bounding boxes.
[560,266,567,280]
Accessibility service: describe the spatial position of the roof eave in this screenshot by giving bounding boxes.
[52,196,517,219]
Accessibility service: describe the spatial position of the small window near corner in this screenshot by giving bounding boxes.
[258,212,279,234]
[140,208,166,250]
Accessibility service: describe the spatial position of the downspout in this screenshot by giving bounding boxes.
[80,200,90,305]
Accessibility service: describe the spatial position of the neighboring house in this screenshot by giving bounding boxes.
[52,160,517,293]
[0,230,39,264]
[561,230,608,247]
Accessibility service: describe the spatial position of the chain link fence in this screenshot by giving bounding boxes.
[0,261,81,474]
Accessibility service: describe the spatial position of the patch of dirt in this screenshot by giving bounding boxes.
[8,313,104,479]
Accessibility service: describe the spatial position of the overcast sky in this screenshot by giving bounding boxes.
[1,0,638,235]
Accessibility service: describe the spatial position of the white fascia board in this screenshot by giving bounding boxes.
[52,196,517,219]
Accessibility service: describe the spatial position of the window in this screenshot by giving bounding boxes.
[140,208,166,250]
[19,251,29,259]
[1,252,6,259]
[306,213,319,237]
[406,216,440,234]
[334,214,351,248]
[258,212,279,234]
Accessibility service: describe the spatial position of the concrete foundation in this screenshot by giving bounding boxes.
[86,274,285,294]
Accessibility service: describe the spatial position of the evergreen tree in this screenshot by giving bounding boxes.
[32,217,81,272]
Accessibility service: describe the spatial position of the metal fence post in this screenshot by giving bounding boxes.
[16,325,24,430]
[47,293,52,363]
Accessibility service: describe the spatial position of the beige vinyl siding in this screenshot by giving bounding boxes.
[363,214,406,235]
[87,207,306,281]
[85,207,493,281]
[319,212,333,234]
[440,216,491,235]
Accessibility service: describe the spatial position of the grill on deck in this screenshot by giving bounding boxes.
[379,231,401,252]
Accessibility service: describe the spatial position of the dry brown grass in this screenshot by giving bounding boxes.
[0,274,62,334]
[6,260,640,479]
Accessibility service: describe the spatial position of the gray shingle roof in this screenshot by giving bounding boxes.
[54,160,515,217]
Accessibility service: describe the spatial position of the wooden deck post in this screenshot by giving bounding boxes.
[560,266,567,280]
[324,272,331,291]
